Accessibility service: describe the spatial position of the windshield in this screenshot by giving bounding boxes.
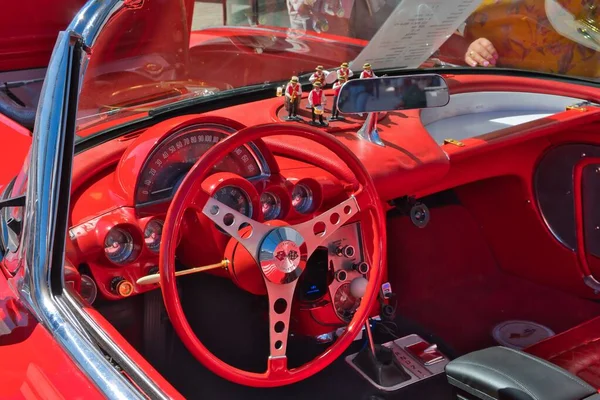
[75,0,599,138]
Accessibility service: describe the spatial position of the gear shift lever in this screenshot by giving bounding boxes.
[350,277,411,387]
[350,277,377,356]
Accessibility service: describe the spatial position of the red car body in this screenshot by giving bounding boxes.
[2,0,600,398]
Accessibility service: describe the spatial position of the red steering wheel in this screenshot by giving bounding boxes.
[160,123,386,387]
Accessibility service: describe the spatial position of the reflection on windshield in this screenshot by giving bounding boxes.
[75,0,599,138]
[459,0,599,77]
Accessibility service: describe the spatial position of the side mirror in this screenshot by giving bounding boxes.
[337,74,449,114]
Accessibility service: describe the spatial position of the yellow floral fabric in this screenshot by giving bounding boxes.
[463,0,599,78]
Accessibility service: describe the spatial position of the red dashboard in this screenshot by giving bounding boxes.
[66,113,363,336]
[2,73,599,340]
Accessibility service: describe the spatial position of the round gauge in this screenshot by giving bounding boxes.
[80,275,98,305]
[292,184,313,213]
[213,186,252,217]
[135,124,262,205]
[334,283,360,322]
[104,227,135,264]
[260,192,281,220]
[144,219,164,253]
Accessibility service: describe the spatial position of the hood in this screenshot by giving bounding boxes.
[0,0,87,71]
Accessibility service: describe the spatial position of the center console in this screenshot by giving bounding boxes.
[346,334,450,391]
[446,346,600,400]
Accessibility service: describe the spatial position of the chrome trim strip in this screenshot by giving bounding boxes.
[61,290,171,400]
[19,29,141,399]
[69,0,124,48]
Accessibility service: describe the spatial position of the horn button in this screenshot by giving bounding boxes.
[259,226,307,284]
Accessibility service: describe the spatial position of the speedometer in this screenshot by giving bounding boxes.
[135,124,262,205]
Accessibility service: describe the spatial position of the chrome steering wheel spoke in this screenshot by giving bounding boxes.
[264,279,297,366]
[201,196,273,262]
[203,193,360,373]
[293,195,360,256]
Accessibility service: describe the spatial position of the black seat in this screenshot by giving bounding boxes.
[445,346,600,400]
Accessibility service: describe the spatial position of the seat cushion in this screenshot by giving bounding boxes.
[446,346,597,400]
[526,316,600,388]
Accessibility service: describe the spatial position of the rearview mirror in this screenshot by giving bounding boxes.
[337,74,449,114]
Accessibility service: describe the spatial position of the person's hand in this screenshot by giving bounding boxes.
[465,38,498,67]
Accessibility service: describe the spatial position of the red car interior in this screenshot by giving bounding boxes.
[527,316,600,388]
[2,63,600,398]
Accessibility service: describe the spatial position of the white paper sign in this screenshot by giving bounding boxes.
[351,0,484,70]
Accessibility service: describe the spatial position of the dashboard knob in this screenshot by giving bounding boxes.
[335,245,355,258]
[335,270,348,282]
[110,277,134,297]
[350,277,368,298]
[353,262,369,274]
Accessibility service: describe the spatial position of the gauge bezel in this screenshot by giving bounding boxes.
[291,183,313,214]
[293,178,323,215]
[103,224,142,266]
[203,172,261,222]
[260,191,281,220]
[213,185,254,220]
[143,218,164,253]
[263,184,292,220]
[80,274,98,305]
[291,177,326,214]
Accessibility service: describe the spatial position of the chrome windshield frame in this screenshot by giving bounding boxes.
[17,1,164,399]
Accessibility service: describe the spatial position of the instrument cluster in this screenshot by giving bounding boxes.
[69,174,325,301]
[69,119,329,302]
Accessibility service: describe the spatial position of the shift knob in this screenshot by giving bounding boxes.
[350,277,369,298]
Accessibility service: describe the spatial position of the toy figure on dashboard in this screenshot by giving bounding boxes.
[307,66,330,108]
[360,62,376,79]
[284,76,302,121]
[309,65,329,86]
[337,62,353,81]
[308,81,327,126]
[329,75,346,121]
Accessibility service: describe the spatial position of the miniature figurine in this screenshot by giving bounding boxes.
[329,75,346,121]
[337,62,353,81]
[308,81,327,126]
[360,62,377,79]
[308,66,330,108]
[357,63,378,117]
[284,76,302,121]
[309,65,329,86]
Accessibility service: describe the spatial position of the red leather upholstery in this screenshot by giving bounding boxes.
[526,316,600,388]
